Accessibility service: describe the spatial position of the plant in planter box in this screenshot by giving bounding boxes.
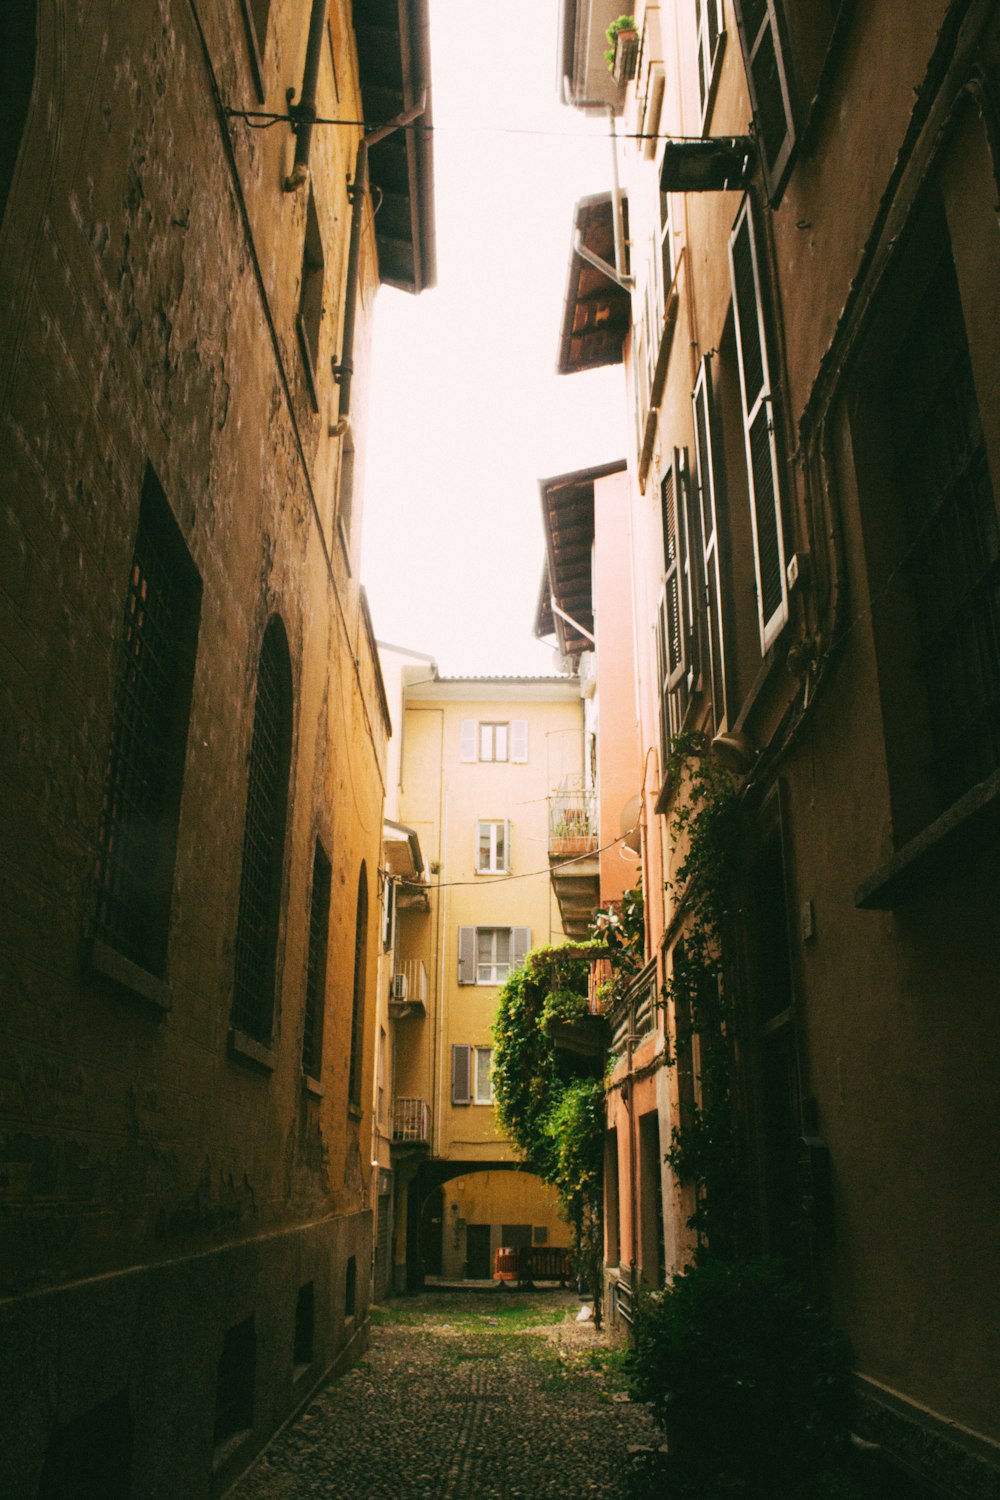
[604,14,637,68]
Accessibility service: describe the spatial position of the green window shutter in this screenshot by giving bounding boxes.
[732,0,795,197]
[729,196,788,653]
[692,357,730,734]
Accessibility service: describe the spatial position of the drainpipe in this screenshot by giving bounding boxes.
[283,0,329,193]
[332,91,427,421]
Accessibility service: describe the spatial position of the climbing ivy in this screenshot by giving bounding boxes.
[660,732,746,1258]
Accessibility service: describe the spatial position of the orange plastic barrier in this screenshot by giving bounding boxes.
[493,1247,518,1283]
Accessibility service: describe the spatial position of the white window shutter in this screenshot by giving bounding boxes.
[729,196,788,654]
[457,926,476,984]
[511,927,531,971]
[510,720,528,763]
[503,819,511,872]
[692,357,730,733]
[460,719,477,762]
[452,1044,471,1105]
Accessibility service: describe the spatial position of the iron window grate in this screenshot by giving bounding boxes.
[93,472,199,975]
[232,620,292,1043]
[302,841,331,1079]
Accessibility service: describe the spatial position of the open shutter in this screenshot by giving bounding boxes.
[510,720,528,763]
[692,357,730,734]
[732,0,795,196]
[729,196,788,653]
[457,926,476,984]
[502,819,511,873]
[460,719,477,762]
[511,927,531,971]
[451,1044,471,1105]
[695,0,725,125]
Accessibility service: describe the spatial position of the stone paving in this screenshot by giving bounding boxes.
[230,1291,661,1499]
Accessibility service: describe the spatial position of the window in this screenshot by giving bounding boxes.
[451,1044,493,1105]
[460,719,529,763]
[654,450,697,767]
[92,465,201,982]
[345,1255,357,1318]
[336,427,356,562]
[231,617,293,1046]
[729,195,789,652]
[732,0,795,197]
[214,1316,255,1447]
[695,0,725,127]
[239,0,272,101]
[605,1130,621,1266]
[301,841,331,1081]
[297,187,325,411]
[852,207,1000,852]
[477,819,510,873]
[0,1,37,226]
[347,863,369,1108]
[377,1025,386,1121]
[293,1282,315,1369]
[457,925,530,985]
[692,358,731,733]
[474,1045,493,1104]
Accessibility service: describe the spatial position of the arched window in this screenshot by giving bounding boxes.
[231,616,293,1045]
[0,2,38,224]
[347,862,368,1107]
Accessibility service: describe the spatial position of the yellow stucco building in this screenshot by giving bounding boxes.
[377,647,590,1288]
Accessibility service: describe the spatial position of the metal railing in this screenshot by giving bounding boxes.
[392,1097,430,1144]
[548,788,598,856]
[607,959,659,1053]
[390,958,428,1006]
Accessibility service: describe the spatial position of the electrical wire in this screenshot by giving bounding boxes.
[388,827,635,892]
[224,107,721,144]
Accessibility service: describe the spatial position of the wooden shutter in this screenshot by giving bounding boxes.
[510,720,528,762]
[695,0,725,124]
[732,0,795,195]
[452,1044,471,1105]
[511,927,531,971]
[457,926,476,984]
[460,719,477,762]
[502,819,511,872]
[729,196,788,653]
[692,358,730,734]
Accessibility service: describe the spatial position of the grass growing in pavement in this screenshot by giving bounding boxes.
[370,1293,577,1332]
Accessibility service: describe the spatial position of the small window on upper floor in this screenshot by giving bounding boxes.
[240,0,272,103]
[732,0,795,198]
[457,925,531,985]
[459,719,529,763]
[297,186,325,412]
[477,819,510,874]
[695,0,726,129]
[91,465,202,989]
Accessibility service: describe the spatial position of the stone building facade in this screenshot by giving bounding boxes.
[0,1,433,1495]
[556,0,1000,1493]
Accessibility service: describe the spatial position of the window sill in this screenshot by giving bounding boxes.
[86,940,172,1012]
[302,1074,323,1099]
[229,1028,276,1073]
[855,765,1000,910]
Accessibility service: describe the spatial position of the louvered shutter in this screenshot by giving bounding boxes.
[732,0,795,195]
[660,465,686,693]
[457,926,476,984]
[692,358,730,733]
[729,196,788,653]
[460,719,477,762]
[695,0,724,124]
[510,720,528,762]
[511,927,531,971]
[452,1044,471,1105]
[502,819,511,872]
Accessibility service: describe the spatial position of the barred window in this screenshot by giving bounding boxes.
[302,840,331,1080]
[231,617,293,1044]
[93,466,201,978]
[347,863,368,1107]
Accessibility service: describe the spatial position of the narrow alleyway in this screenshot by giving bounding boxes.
[230,1292,660,1499]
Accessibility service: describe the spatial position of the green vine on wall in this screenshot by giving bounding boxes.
[660,732,745,1259]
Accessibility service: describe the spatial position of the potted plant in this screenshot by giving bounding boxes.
[604,15,638,84]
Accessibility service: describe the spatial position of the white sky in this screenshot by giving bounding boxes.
[360,0,626,677]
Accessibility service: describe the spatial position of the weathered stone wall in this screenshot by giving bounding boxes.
[0,0,389,1492]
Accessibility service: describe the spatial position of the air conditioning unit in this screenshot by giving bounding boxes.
[391,973,408,1001]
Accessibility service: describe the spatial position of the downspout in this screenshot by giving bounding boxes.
[283,0,329,193]
[332,91,427,423]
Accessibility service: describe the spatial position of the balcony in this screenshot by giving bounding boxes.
[389,958,428,1017]
[392,1097,431,1148]
[607,960,659,1056]
[548,787,600,939]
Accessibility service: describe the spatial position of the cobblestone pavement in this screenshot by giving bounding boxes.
[230,1292,661,1499]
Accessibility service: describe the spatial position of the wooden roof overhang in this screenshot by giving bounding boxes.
[556,192,630,375]
[352,0,436,292]
[535,461,626,658]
